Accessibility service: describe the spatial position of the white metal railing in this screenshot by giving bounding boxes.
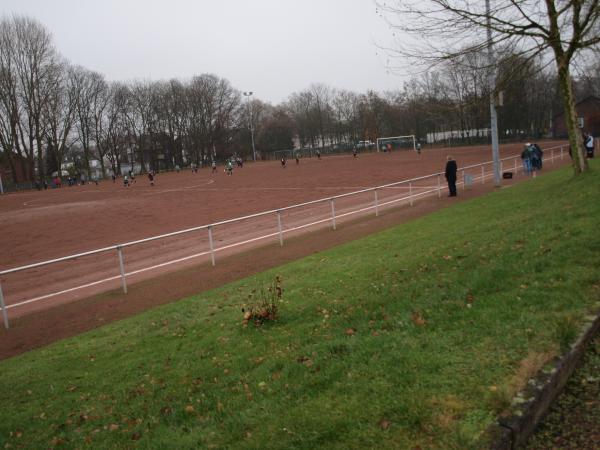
[0,144,568,329]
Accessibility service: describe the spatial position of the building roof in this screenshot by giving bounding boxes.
[553,95,600,119]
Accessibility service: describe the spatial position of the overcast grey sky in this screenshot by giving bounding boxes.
[1,0,404,104]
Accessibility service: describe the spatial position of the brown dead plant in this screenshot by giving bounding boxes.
[242,276,283,327]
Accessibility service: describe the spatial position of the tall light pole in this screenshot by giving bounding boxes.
[486,0,501,187]
[243,91,257,161]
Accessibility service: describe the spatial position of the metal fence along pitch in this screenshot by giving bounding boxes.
[0,145,567,329]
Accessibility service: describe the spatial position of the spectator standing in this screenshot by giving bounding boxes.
[584,133,595,158]
[445,155,458,197]
[531,144,543,169]
[521,144,532,174]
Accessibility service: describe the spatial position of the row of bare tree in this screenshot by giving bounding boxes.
[0,15,598,186]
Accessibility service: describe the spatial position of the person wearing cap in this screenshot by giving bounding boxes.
[445,155,458,197]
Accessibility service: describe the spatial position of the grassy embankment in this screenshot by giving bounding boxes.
[1,162,599,449]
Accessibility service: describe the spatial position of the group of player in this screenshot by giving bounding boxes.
[118,169,156,188]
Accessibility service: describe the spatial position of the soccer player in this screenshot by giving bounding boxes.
[148,172,154,186]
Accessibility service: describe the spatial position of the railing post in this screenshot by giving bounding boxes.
[117,246,127,294]
[514,157,517,174]
[208,226,216,266]
[374,189,379,216]
[560,146,564,160]
[276,211,283,246]
[0,281,9,329]
[409,182,413,206]
[330,199,336,230]
[481,165,485,184]
[551,148,554,164]
[437,175,442,197]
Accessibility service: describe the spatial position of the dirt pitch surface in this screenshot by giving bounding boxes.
[0,141,569,359]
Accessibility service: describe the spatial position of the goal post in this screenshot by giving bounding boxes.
[376,135,417,153]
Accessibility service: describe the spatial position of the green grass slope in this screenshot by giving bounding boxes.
[1,163,599,449]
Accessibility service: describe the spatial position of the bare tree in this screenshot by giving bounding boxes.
[0,16,58,184]
[43,62,78,178]
[103,83,130,175]
[377,0,600,173]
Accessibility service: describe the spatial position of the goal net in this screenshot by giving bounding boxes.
[376,135,417,152]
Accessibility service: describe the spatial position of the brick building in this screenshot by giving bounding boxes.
[553,96,600,138]
[0,152,33,188]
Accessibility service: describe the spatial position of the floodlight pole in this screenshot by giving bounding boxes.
[486,0,501,187]
[243,92,257,162]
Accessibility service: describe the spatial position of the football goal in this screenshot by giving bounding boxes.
[376,135,417,152]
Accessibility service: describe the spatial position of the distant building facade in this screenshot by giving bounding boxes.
[553,96,600,138]
[0,152,33,187]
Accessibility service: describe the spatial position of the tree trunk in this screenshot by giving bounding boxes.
[557,63,588,173]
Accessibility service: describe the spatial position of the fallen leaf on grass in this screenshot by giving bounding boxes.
[130,432,142,441]
[159,406,172,416]
[379,418,391,430]
[185,405,195,414]
[411,311,426,326]
[345,328,356,336]
[109,424,119,431]
[50,437,66,446]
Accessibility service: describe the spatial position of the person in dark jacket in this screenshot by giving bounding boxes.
[445,155,457,197]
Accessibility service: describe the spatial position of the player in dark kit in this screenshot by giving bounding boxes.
[281,157,286,168]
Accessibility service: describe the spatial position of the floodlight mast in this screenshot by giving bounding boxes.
[486,0,501,187]
[243,92,257,162]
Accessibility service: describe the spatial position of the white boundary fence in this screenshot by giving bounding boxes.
[0,144,569,329]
